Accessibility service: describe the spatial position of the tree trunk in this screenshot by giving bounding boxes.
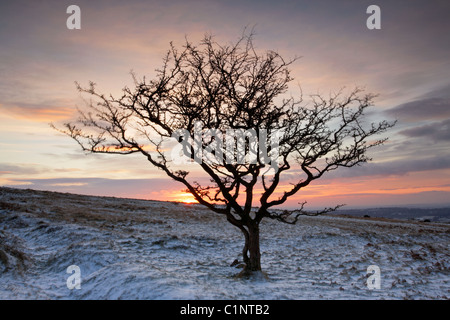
[243,223,261,272]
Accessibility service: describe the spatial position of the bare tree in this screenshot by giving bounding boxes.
[53,33,394,274]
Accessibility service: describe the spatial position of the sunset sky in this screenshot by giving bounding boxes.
[1,0,449,209]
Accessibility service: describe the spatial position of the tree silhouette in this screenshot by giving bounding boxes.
[53,33,395,274]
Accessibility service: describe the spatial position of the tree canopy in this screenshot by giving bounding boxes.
[54,33,395,272]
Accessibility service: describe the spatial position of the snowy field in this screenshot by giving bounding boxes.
[0,187,449,300]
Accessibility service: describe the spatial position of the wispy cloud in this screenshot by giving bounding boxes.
[386,96,450,122]
[325,156,450,179]
[0,101,75,122]
[0,163,81,176]
[399,119,450,142]
[0,163,44,175]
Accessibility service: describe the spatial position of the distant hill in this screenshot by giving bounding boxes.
[331,207,450,223]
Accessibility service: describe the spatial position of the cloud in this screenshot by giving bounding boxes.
[0,163,80,177]
[0,100,75,122]
[386,97,450,122]
[399,119,450,141]
[385,84,450,122]
[48,182,88,187]
[321,156,450,179]
[0,163,44,176]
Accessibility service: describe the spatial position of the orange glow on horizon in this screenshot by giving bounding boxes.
[175,192,198,204]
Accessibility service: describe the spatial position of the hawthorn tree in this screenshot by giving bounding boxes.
[54,33,394,274]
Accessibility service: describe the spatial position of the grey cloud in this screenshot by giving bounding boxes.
[385,84,450,122]
[322,156,450,179]
[400,119,450,141]
[275,152,450,182]
[422,84,450,100]
[0,164,44,176]
[0,163,82,176]
[386,97,450,122]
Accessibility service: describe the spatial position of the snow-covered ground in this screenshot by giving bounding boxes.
[0,187,449,300]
